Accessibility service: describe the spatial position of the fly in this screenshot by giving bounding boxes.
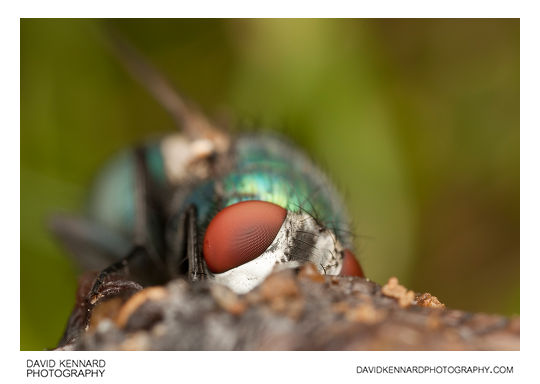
[52,29,365,345]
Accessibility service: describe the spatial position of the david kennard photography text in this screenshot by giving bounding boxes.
[26,359,106,378]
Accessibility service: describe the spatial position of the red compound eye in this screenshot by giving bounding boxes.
[340,249,365,277]
[203,200,287,273]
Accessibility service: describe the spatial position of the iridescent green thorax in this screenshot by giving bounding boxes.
[217,134,352,248]
[88,133,353,250]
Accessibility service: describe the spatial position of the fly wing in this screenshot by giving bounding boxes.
[50,214,132,271]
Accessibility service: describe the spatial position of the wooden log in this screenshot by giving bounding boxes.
[56,264,519,351]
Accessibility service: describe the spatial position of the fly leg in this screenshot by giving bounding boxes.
[86,246,147,305]
[166,204,208,282]
[58,146,164,343]
[186,205,208,281]
[86,146,163,306]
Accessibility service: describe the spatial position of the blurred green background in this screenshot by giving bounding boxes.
[21,19,519,350]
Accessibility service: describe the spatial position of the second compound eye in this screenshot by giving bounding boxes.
[340,249,365,278]
[203,200,287,273]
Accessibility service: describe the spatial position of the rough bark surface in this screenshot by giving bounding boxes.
[56,264,519,351]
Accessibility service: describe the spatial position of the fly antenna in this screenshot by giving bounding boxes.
[101,24,229,150]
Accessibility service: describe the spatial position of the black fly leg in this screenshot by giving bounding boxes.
[166,204,208,282]
[87,146,161,305]
[87,245,147,305]
[57,146,165,343]
[185,205,208,282]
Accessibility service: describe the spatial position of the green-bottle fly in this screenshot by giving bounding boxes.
[52,31,365,346]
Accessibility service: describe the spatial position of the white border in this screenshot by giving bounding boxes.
[6,1,536,383]
[9,0,525,18]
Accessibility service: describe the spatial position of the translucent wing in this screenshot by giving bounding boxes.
[50,214,131,271]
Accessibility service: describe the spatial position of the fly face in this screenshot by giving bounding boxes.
[205,201,345,293]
